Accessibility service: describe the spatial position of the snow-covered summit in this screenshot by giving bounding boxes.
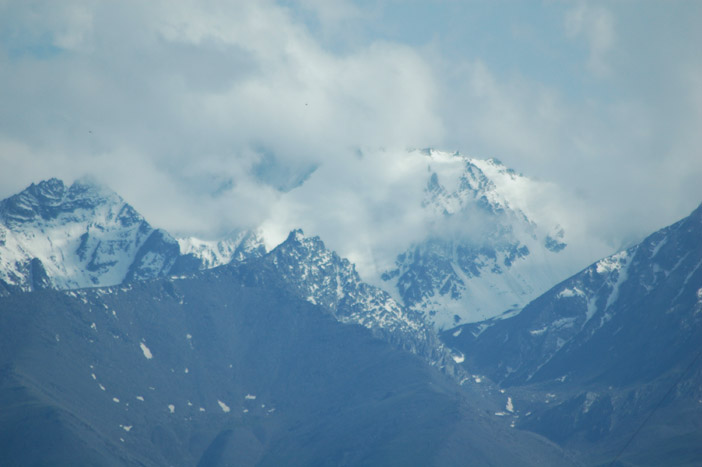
[177,229,265,269]
[0,178,270,295]
[382,149,574,329]
[0,178,181,292]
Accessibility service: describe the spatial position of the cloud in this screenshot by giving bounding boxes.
[440,61,566,166]
[423,1,702,253]
[0,0,442,240]
[292,0,363,25]
[436,56,694,249]
[260,148,433,278]
[564,3,615,77]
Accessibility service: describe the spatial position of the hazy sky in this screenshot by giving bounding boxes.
[1,1,701,276]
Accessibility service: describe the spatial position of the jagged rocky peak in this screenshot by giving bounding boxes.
[0,177,136,226]
[383,149,574,329]
[266,229,360,310]
[253,229,463,376]
[272,228,348,271]
[0,178,67,223]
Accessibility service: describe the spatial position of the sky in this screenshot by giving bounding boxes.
[1,0,701,280]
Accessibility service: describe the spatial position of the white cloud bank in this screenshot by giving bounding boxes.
[0,0,442,237]
[1,0,701,281]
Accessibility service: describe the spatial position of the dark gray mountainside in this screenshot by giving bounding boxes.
[0,265,574,466]
[443,203,702,465]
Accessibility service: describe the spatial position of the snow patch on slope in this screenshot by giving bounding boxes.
[140,342,153,360]
[217,400,231,413]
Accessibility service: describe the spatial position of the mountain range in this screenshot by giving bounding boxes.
[0,165,700,465]
[0,177,572,466]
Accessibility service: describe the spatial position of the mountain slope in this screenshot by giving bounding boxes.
[443,202,702,464]
[0,266,576,466]
[382,150,576,329]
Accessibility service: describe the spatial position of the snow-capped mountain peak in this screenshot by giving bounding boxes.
[0,178,178,291]
[382,149,574,329]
